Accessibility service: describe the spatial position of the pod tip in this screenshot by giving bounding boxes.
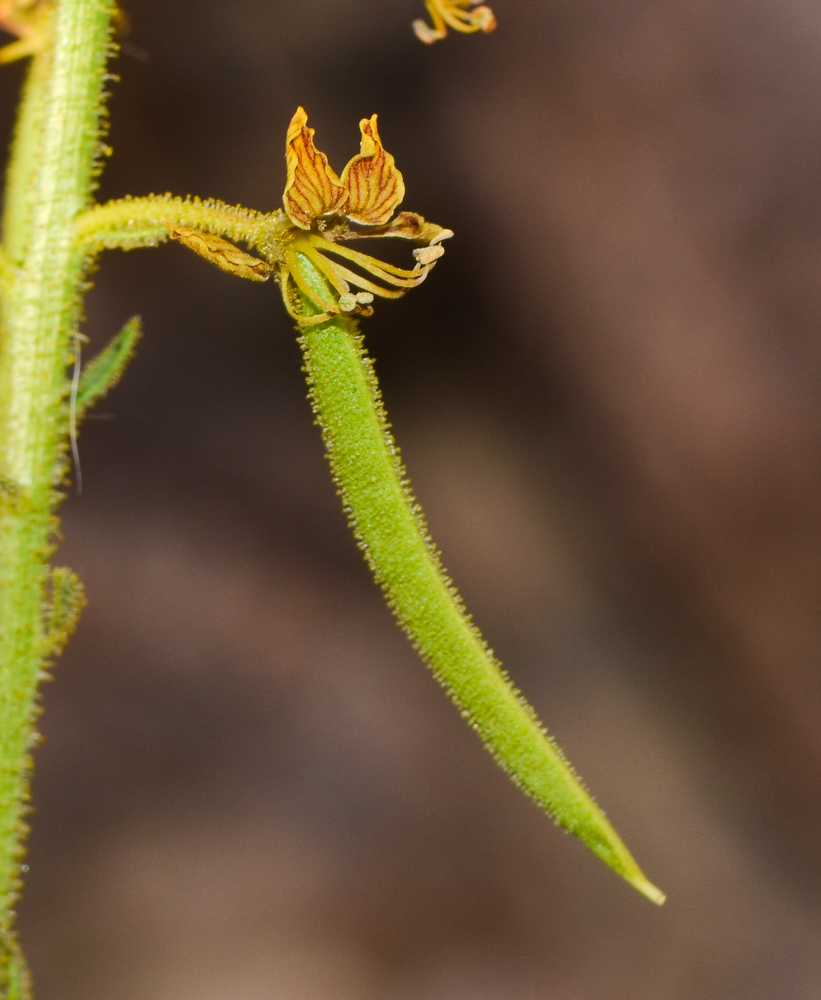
[632,874,666,906]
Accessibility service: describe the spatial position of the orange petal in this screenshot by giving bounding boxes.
[333,211,452,245]
[339,115,405,227]
[283,107,348,230]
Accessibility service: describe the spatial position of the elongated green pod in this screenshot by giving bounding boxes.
[294,254,664,904]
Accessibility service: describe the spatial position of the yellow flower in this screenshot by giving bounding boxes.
[162,109,452,326]
[412,0,496,44]
[273,107,452,325]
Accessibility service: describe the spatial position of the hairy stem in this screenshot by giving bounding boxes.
[75,194,270,252]
[294,254,664,904]
[0,0,115,990]
[2,49,48,264]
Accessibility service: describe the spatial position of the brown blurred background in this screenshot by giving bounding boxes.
[4,0,821,995]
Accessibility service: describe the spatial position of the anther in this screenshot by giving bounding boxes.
[412,19,446,43]
[413,245,445,266]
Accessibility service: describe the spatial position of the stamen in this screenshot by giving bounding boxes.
[471,5,497,31]
[307,234,431,282]
[413,245,445,266]
[298,242,351,297]
[412,19,446,44]
[319,258,409,300]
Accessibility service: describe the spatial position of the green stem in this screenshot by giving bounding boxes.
[2,48,49,264]
[295,254,664,904]
[0,0,115,991]
[74,194,271,252]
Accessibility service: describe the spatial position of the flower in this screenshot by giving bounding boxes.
[163,108,452,326]
[271,107,452,325]
[412,0,496,44]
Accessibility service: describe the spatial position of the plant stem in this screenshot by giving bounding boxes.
[74,194,270,252]
[0,0,115,990]
[2,50,48,265]
[294,255,664,904]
